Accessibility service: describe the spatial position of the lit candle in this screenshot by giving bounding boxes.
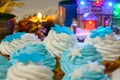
[29,12,43,22]
[40,15,47,22]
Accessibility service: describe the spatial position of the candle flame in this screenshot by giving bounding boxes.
[37,12,42,19]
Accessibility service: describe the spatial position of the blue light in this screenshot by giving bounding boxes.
[108,2,113,6]
[80,1,85,5]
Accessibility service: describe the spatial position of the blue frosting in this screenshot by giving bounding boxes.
[10,43,56,70]
[51,24,73,35]
[90,26,113,38]
[13,53,46,63]
[63,73,110,80]
[60,44,103,73]
[2,32,26,42]
[0,56,11,80]
[62,62,110,80]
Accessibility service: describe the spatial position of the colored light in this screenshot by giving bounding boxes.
[80,1,85,5]
[95,0,101,6]
[113,3,120,19]
[88,21,92,24]
[108,2,112,6]
[118,4,120,8]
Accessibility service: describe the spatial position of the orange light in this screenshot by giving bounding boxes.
[96,1,100,4]
[88,21,92,24]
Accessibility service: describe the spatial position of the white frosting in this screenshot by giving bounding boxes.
[21,33,41,44]
[44,30,77,58]
[0,33,41,55]
[84,34,120,61]
[67,47,82,60]
[0,39,25,55]
[6,63,53,80]
[69,61,104,80]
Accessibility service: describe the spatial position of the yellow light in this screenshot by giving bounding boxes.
[88,21,92,24]
[37,12,42,19]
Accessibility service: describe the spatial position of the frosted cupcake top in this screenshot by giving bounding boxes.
[51,24,73,35]
[62,61,110,80]
[44,24,77,58]
[2,32,25,42]
[10,43,56,70]
[60,44,103,73]
[84,26,120,61]
[0,56,11,80]
[90,26,113,38]
[6,63,54,80]
[0,32,41,55]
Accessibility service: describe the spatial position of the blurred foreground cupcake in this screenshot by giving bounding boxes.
[7,43,56,80]
[84,26,120,73]
[6,51,54,80]
[44,24,77,79]
[60,44,103,74]
[0,32,41,59]
[0,56,11,80]
[44,24,77,58]
[10,43,56,70]
[62,61,110,80]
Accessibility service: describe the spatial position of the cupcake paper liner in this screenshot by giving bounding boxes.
[103,58,120,73]
[53,57,64,80]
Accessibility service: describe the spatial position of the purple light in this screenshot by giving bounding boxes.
[108,2,113,6]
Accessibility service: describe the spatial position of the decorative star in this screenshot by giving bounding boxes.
[51,24,73,35]
[68,47,82,60]
[3,32,25,42]
[13,53,45,63]
[87,61,105,72]
[69,68,84,80]
[90,26,113,38]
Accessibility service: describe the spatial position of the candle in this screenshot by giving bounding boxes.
[29,12,47,23]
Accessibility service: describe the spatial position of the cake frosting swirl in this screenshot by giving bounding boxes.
[6,63,54,80]
[62,61,110,80]
[0,56,11,80]
[84,26,120,61]
[10,43,56,70]
[60,44,103,73]
[44,24,77,58]
[0,32,41,55]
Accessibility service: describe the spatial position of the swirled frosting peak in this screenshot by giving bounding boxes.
[6,63,54,80]
[2,32,25,42]
[60,44,103,73]
[10,43,56,70]
[44,24,77,58]
[0,56,11,80]
[84,26,120,61]
[0,32,41,55]
[62,61,110,80]
[90,26,113,38]
[51,24,73,35]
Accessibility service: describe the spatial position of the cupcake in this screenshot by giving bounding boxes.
[44,24,77,79]
[0,32,41,58]
[60,44,103,74]
[6,53,54,80]
[10,43,56,70]
[44,24,77,58]
[84,26,120,73]
[0,56,11,80]
[62,61,110,80]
